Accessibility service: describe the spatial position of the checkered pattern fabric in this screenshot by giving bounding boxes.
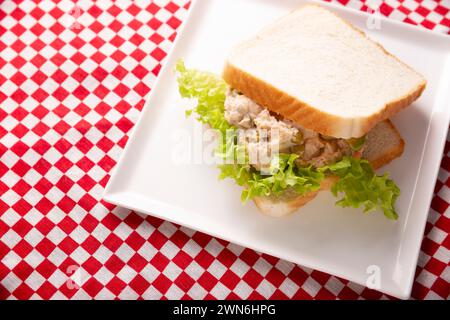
[0,0,449,300]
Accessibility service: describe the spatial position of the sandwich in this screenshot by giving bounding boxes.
[175,5,426,219]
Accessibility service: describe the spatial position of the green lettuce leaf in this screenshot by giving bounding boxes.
[175,60,400,220]
[319,157,400,220]
[220,154,324,203]
[175,60,230,133]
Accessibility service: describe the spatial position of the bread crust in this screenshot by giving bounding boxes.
[252,190,318,217]
[222,5,427,139]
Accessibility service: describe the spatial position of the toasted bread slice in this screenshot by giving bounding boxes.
[223,5,426,139]
[253,119,404,217]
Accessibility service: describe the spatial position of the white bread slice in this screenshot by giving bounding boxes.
[253,119,404,217]
[253,176,338,218]
[223,5,426,139]
[362,119,405,170]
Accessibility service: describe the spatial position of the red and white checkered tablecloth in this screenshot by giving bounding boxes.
[0,0,448,300]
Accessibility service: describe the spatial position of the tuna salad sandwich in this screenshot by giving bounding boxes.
[175,5,426,219]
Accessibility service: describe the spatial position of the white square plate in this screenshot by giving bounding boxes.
[104,0,450,299]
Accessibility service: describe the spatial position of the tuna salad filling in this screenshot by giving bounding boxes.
[224,89,365,170]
